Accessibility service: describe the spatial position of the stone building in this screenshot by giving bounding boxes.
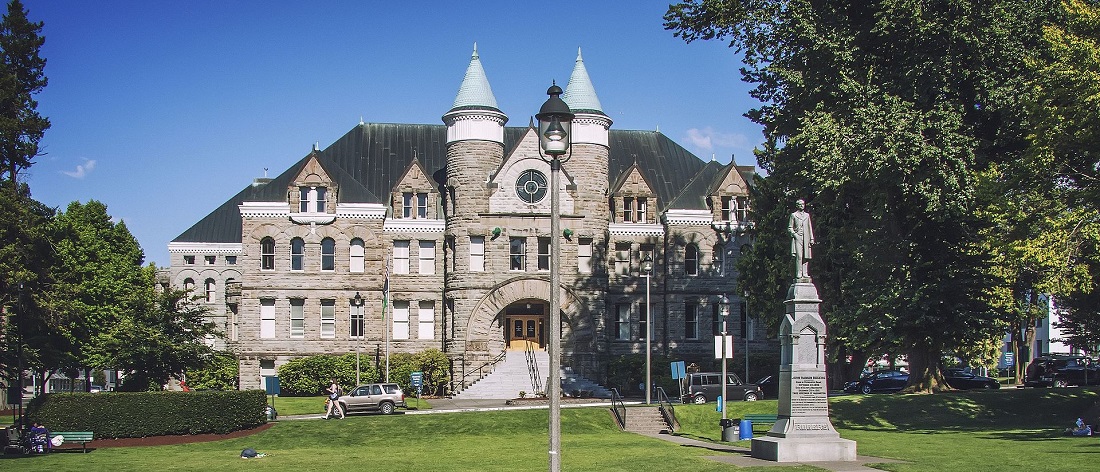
[167,48,760,391]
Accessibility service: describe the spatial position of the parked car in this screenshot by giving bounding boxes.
[755,375,779,399]
[943,368,1000,390]
[843,369,908,394]
[1024,355,1100,387]
[337,383,407,415]
[681,372,762,404]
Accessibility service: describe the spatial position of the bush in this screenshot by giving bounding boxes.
[185,351,239,390]
[277,353,379,396]
[380,349,449,396]
[26,389,266,439]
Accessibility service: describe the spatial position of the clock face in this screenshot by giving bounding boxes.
[515,169,548,204]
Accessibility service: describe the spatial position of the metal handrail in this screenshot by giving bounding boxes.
[459,350,507,391]
[524,342,543,394]
[610,388,626,430]
[654,386,680,431]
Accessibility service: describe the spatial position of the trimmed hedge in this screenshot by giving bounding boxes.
[26,389,267,439]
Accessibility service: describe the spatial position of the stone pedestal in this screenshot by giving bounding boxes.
[751,280,856,462]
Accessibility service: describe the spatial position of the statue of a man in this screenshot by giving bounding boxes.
[789,199,814,279]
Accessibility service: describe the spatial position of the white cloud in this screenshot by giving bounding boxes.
[62,158,97,179]
[684,127,752,162]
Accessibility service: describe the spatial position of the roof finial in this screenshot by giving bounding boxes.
[655,124,660,133]
[472,42,478,59]
[577,47,582,61]
[359,116,364,125]
[313,142,319,151]
[263,167,268,177]
[712,153,716,162]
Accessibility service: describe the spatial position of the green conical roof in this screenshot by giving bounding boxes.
[563,48,605,115]
[449,43,501,113]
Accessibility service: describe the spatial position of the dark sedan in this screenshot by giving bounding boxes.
[944,369,1000,390]
[844,369,909,394]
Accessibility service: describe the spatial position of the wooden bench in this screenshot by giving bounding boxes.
[50,431,94,453]
[743,414,778,431]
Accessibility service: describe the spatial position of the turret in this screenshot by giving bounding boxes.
[442,43,508,143]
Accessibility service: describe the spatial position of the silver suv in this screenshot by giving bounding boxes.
[337,383,407,415]
[681,372,762,404]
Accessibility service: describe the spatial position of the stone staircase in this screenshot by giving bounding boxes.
[622,406,674,434]
[454,350,613,400]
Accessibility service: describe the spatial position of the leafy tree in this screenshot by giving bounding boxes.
[45,200,145,390]
[0,0,48,187]
[184,350,239,391]
[666,1,1059,392]
[1022,0,1100,353]
[277,353,378,396]
[85,268,220,391]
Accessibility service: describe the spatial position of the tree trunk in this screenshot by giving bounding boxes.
[903,346,951,393]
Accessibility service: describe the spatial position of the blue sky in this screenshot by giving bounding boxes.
[23,1,762,266]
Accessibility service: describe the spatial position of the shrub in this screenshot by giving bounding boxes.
[26,389,266,439]
[277,353,378,395]
[185,351,239,390]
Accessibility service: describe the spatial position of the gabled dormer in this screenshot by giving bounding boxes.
[708,161,751,225]
[390,158,439,219]
[609,162,658,224]
[288,151,337,225]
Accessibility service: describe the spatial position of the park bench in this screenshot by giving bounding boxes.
[743,414,778,432]
[50,431,94,453]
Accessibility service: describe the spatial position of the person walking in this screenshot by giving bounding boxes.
[325,378,345,419]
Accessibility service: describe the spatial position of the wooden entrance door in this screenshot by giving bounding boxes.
[506,315,544,350]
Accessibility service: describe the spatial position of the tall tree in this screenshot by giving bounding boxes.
[1023,0,1100,354]
[87,268,219,392]
[666,1,1059,391]
[46,200,146,390]
[0,0,48,187]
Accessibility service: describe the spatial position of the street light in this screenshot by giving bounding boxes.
[718,294,730,427]
[352,292,364,386]
[536,82,573,472]
[641,254,653,404]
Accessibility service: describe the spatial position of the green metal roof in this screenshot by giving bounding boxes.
[172,124,719,244]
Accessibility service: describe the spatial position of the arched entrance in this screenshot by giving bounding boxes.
[504,300,546,350]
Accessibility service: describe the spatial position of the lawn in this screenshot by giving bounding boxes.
[2,387,1097,471]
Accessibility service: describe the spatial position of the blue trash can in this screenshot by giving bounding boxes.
[738,419,753,440]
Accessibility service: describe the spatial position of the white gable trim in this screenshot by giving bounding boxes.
[337,203,387,220]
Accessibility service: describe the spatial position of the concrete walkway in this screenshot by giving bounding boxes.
[280,398,903,471]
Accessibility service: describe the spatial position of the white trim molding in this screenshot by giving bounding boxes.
[239,202,290,218]
[664,209,713,226]
[608,223,665,237]
[336,203,387,220]
[168,242,244,254]
[384,218,446,233]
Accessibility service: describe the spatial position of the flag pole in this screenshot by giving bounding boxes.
[383,258,391,383]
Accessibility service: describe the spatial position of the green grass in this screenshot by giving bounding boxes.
[4,388,1098,471]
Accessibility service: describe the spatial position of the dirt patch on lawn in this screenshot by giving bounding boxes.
[54,423,275,450]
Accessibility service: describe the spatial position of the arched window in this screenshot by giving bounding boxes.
[685,244,699,276]
[261,237,276,270]
[205,278,216,303]
[321,238,336,271]
[183,278,195,292]
[349,238,365,273]
[714,244,726,276]
[291,237,305,271]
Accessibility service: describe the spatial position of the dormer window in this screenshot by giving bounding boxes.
[722,196,735,222]
[736,197,749,223]
[622,197,648,223]
[402,192,430,218]
[299,186,326,213]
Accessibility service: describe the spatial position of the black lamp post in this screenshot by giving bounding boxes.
[641,254,653,404]
[352,292,364,385]
[536,82,573,472]
[718,294,730,426]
